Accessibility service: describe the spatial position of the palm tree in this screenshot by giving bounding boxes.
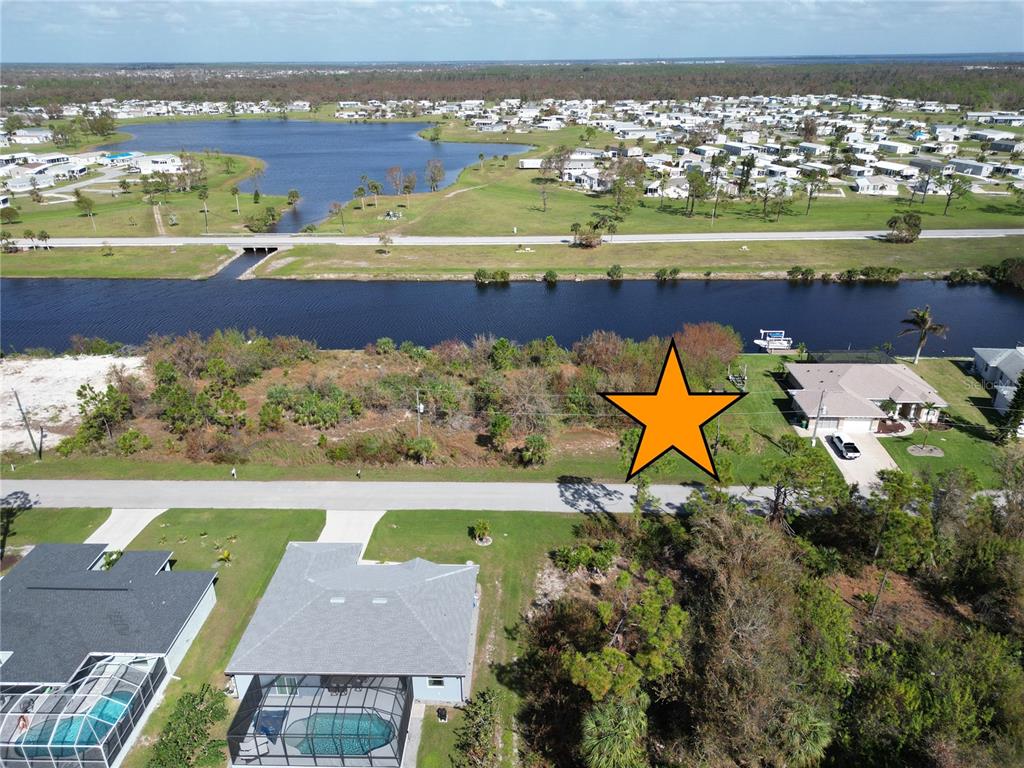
[249,166,264,194]
[898,305,948,364]
[579,693,649,768]
[354,186,366,210]
[569,221,582,245]
[37,230,50,249]
[23,229,35,249]
[478,153,485,171]
[229,185,240,214]
[368,180,382,207]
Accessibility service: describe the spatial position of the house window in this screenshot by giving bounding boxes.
[272,676,299,695]
[426,677,445,688]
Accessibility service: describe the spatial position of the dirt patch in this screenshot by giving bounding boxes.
[907,445,944,457]
[1,355,147,454]
[831,566,967,636]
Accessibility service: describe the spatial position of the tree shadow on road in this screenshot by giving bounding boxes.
[556,475,623,519]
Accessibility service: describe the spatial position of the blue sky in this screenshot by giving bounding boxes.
[2,0,1022,64]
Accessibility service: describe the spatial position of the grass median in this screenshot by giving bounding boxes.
[1,245,236,279]
[253,237,1024,280]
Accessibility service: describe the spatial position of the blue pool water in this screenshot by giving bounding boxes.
[287,712,393,756]
[18,690,133,758]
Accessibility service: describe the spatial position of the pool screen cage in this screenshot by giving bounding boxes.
[228,674,411,767]
[0,654,166,768]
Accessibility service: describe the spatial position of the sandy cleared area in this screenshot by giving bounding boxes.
[1,355,146,454]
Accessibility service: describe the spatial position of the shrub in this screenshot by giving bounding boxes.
[543,269,558,285]
[489,337,518,370]
[258,401,284,432]
[860,265,902,283]
[116,428,152,456]
[68,335,124,356]
[146,684,227,768]
[403,436,437,463]
[607,264,624,280]
[946,267,987,285]
[518,434,551,466]
[471,519,491,541]
[474,268,510,285]
[451,689,500,768]
[655,267,681,282]
[786,266,815,282]
[374,337,396,354]
[552,540,619,572]
[487,410,512,449]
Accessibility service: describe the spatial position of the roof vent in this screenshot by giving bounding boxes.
[372,597,388,605]
[330,596,346,604]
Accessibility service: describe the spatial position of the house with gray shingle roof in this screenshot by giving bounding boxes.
[225,543,479,767]
[973,346,1024,438]
[0,544,216,768]
[786,362,947,434]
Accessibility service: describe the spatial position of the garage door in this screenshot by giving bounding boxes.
[817,418,840,431]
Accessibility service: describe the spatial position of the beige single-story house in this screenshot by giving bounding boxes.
[786,362,947,434]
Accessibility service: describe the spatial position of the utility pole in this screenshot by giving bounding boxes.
[809,391,827,448]
[415,390,424,438]
[12,390,40,459]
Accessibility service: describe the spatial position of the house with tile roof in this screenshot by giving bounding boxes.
[786,362,947,434]
[225,543,479,767]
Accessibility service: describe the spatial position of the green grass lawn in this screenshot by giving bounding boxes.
[254,236,1024,280]
[1,245,235,278]
[8,154,286,237]
[364,509,579,767]
[882,357,1004,487]
[312,121,1024,238]
[119,508,325,768]
[0,507,109,548]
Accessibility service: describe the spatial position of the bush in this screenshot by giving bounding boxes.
[258,401,284,432]
[116,428,152,456]
[553,540,619,572]
[946,267,987,285]
[786,266,815,282]
[68,335,124,356]
[471,519,491,541]
[146,684,227,768]
[474,268,510,285]
[403,436,437,463]
[489,337,518,370]
[607,264,624,280]
[543,269,558,285]
[487,410,512,449]
[655,267,681,282]
[374,337,396,354]
[518,434,551,466]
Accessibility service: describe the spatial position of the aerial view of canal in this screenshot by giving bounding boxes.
[3,265,1021,355]
[110,120,530,231]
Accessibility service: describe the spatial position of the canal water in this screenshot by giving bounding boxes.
[2,275,1020,354]
[110,120,530,232]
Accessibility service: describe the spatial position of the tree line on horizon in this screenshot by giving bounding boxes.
[3,61,1024,110]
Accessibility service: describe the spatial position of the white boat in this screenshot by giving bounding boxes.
[753,329,794,353]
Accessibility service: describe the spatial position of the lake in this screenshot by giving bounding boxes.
[111,120,530,231]
[2,265,1021,355]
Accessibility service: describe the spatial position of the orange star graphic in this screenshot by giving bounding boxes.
[600,339,745,482]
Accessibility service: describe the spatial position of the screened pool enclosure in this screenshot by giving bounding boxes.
[228,675,411,767]
[0,654,166,768]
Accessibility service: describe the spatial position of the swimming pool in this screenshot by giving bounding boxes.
[285,712,393,756]
[17,690,134,758]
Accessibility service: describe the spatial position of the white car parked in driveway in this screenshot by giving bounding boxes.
[830,432,862,460]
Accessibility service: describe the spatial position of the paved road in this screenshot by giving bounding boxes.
[9,228,1023,249]
[2,479,774,514]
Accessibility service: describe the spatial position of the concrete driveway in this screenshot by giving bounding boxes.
[822,432,897,492]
